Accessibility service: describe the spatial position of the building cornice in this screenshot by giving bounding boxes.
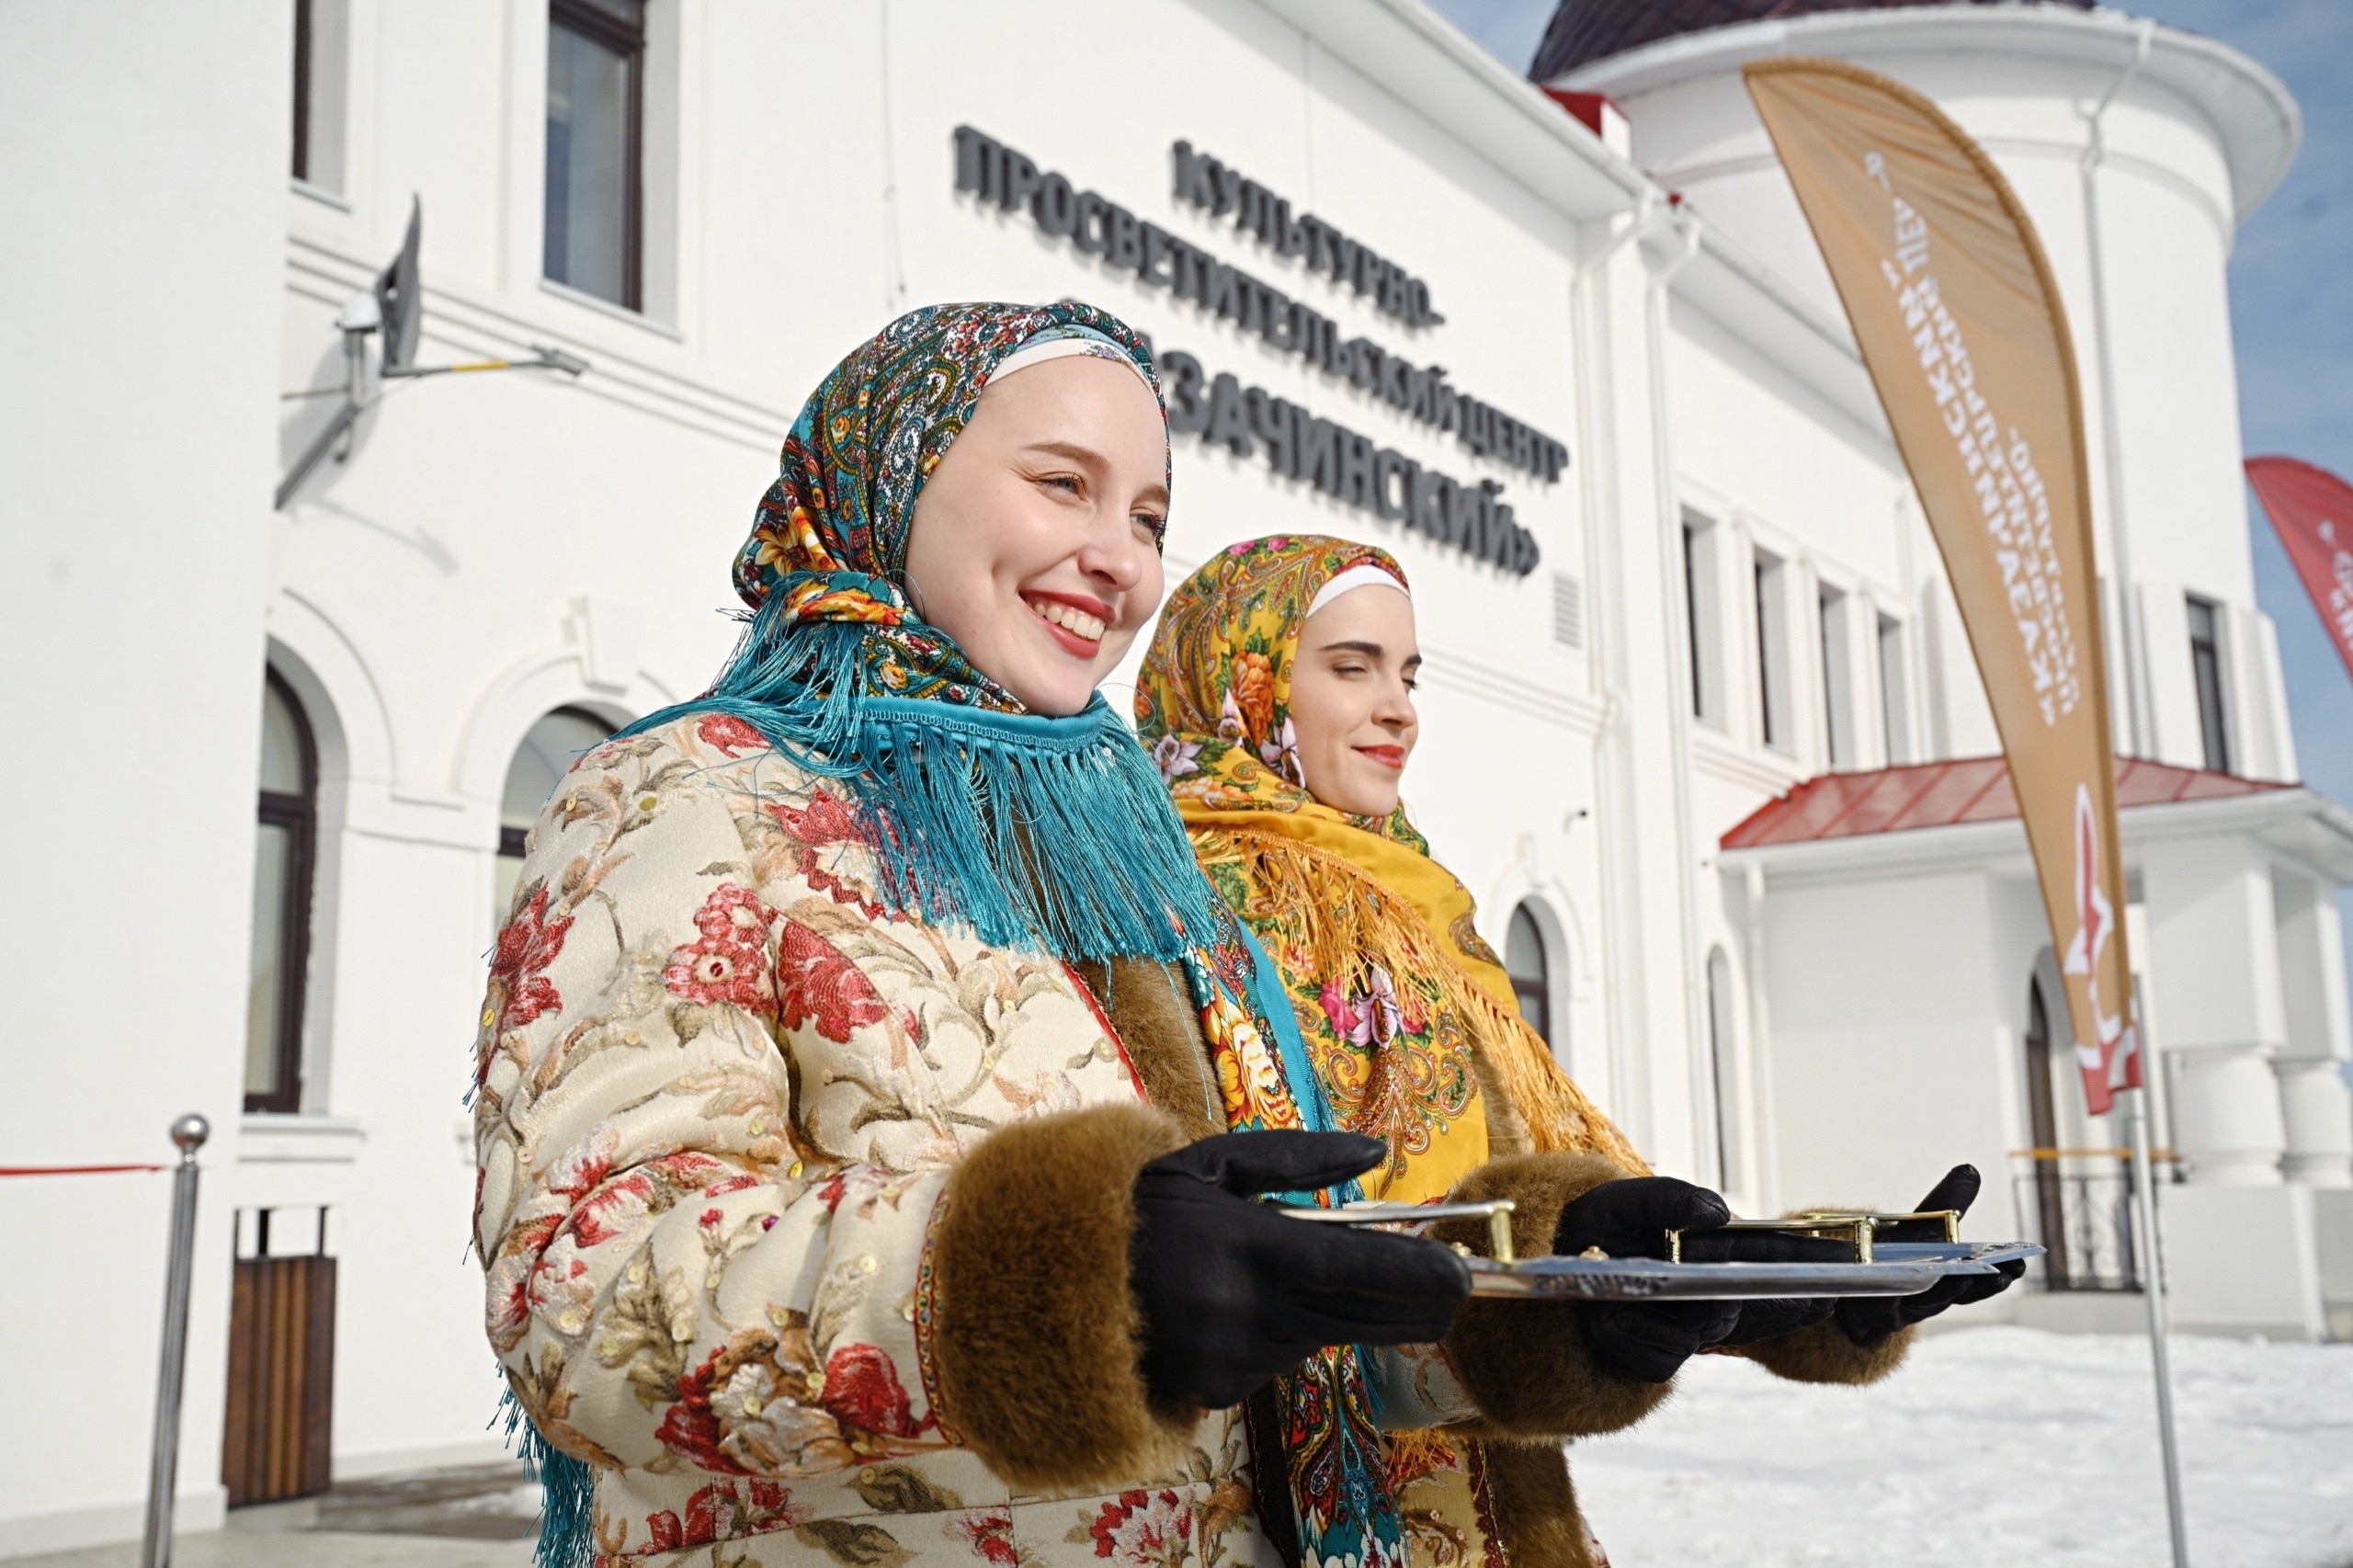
[1248,0,1652,224]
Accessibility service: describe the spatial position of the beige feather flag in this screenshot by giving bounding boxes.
[1745,56,2140,1114]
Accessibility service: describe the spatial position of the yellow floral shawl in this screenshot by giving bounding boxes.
[1134,535,1646,1203]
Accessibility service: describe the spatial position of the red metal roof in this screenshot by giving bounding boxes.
[1720,756,2290,850]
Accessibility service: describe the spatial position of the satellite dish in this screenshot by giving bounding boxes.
[375,197,422,372]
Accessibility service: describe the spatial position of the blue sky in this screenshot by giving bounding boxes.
[1433,0,2353,963]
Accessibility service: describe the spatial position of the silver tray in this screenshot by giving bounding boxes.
[1277,1199,2040,1301]
[1461,1242,2040,1300]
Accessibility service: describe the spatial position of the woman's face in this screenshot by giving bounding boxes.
[1287,584,1420,817]
[902,355,1169,716]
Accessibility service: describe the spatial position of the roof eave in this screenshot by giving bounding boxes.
[1252,0,1653,223]
[1721,784,2353,885]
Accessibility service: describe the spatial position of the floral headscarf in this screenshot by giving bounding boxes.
[1138,535,1648,1188]
[1133,534,1418,835]
[731,302,1165,711]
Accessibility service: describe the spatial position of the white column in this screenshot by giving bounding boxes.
[2142,835,2289,1186]
[2274,875,2353,1189]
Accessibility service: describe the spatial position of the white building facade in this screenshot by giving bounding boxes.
[2,0,2346,1554]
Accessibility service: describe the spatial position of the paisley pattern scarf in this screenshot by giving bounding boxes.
[601,308,1400,1568]
[1137,534,1647,1568]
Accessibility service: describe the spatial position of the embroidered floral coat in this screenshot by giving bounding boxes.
[472,712,1283,1568]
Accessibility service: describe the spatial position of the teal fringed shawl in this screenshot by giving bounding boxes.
[613,594,1227,966]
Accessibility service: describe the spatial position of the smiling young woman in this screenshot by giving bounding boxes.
[1135,535,2007,1567]
[900,346,1169,715]
[469,309,1470,1568]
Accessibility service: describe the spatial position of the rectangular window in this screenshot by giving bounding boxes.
[1755,551,1790,753]
[290,0,348,192]
[1682,513,1725,726]
[1819,583,1855,768]
[1878,613,1912,765]
[546,0,645,311]
[2187,595,2232,774]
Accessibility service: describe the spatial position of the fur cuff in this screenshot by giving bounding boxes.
[1484,1439,1597,1568]
[1727,1318,1917,1385]
[1432,1153,1672,1440]
[929,1103,1193,1493]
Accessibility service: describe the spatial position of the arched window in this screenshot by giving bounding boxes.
[2022,976,2073,1289]
[1706,947,1743,1190]
[246,670,318,1113]
[1506,902,1553,1045]
[496,707,615,918]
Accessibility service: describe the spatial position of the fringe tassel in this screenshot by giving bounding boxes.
[496,1382,595,1568]
[615,597,1224,964]
[857,699,1222,962]
[1192,827,1650,1175]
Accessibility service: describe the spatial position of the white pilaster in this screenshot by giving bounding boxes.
[2143,835,2290,1186]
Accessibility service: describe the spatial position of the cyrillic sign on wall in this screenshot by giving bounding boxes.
[951,124,1563,574]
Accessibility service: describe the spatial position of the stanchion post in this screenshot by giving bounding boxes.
[2126,1085,2191,1568]
[141,1114,210,1568]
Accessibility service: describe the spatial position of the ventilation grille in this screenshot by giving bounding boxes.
[1552,573,1586,650]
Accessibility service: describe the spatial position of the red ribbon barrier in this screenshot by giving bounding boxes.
[0,1163,169,1176]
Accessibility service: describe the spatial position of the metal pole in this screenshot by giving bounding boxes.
[2126,1085,2191,1568]
[141,1114,210,1568]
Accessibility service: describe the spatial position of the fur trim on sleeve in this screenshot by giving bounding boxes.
[1725,1318,1917,1385]
[1071,958,1225,1141]
[1432,1153,1673,1440]
[928,1102,1194,1493]
[1484,1439,1599,1568]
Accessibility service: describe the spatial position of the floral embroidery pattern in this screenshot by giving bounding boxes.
[1086,1490,1193,1568]
[485,884,573,1035]
[473,714,1284,1563]
[698,712,769,758]
[776,920,890,1042]
[644,1478,812,1554]
[665,882,778,1011]
[954,1507,1018,1566]
[1302,960,1472,1176]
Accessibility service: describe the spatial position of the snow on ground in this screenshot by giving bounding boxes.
[1571,1326,2353,1568]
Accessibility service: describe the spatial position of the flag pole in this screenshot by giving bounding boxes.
[2124,1083,2190,1567]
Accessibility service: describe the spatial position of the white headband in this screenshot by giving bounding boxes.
[988,335,1156,392]
[1306,563,1412,619]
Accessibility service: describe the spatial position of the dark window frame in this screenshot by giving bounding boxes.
[249,668,319,1115]
[1754,553,1786,751]
[2186,595,2232,775]
[545,0,647,312]
[291,0,313,181]
[1682,521,1705,721]
[498,704,615,864]
[1818,583,1852,769]
[1506,903,1552,1045]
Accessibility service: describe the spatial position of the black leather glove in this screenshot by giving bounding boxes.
[1552,1176,1741,1382]
[1131,1131,1472,1410]
[1834,1165,2026,1348]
